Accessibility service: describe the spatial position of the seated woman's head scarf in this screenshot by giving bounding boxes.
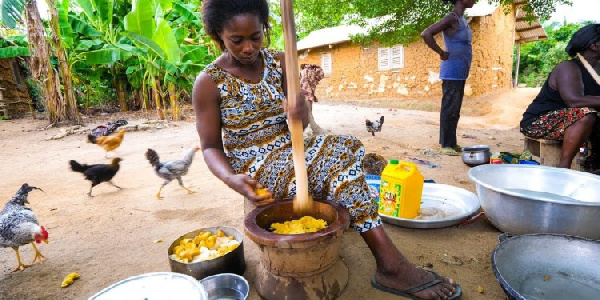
[565,24,600,57]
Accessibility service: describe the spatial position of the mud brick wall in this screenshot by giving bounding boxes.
[0,58,32,118]
[298,8,515,101]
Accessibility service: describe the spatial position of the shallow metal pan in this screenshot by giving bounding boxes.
[380,183,480,229]
[492,233,600,300]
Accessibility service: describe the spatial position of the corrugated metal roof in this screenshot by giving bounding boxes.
[513,1,548,43]
[297,24,366,51]
[465,1,499,17]
[296,1,546,51]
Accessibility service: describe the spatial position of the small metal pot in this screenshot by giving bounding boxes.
[462,145,491,166]
[168,227,246,280]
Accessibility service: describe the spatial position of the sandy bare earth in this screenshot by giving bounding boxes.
[0,88,540,299]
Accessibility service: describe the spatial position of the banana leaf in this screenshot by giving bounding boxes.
[125,31,165,59]
[153,20,180,64]
[125,0,155,39]
[0,46,29,58]
[84,47,121,65]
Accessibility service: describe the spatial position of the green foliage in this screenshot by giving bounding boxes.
[0,0,26,29]
[515,22,589,87]
[294,0,572,46]
[25,78,42,104]
[0,35,29,58]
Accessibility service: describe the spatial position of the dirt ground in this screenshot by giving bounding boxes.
[0,88,540,299]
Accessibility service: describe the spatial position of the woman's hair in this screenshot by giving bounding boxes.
[442,0,458,5]
[202,0,271,51]
[565,24,600,57]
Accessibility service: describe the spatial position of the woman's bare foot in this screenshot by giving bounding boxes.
[374,265,457,299]
[361,226,460,299]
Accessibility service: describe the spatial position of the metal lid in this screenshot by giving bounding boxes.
[89,272,208,300]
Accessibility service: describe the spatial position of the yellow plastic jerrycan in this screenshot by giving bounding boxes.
[378,160,424,219]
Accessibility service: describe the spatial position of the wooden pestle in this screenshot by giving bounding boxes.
[280,0,313,214]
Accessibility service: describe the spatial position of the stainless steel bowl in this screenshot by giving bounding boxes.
[199,273,249,300]
[468,164,600,239]
[168,227,246,280]
[492,233,600,300]
[90,272,208,300]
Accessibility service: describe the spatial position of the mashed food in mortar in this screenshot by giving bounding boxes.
[270,216,327,234]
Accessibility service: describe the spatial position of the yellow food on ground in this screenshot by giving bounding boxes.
[477,285,484,293]
[170,229,240,263]
[270,216,327,234]
[61,272,80,288]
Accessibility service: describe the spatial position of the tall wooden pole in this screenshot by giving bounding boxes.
[514,43,521,88]
[280,0,312,213]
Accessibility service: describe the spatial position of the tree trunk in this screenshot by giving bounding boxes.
[114,68,129,111]
[152,78,164,120]
[25,0,61,124]
[168,82,178,120]
[46,0,80,124]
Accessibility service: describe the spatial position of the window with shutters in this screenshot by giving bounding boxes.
[378,45,404,70]
[321,52,332,75]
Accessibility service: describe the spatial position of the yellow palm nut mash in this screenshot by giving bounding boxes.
[270,216,327,234]
[170,229,240,263]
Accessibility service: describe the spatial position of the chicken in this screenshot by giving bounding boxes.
[87,129,126,157]
[365,116,385,136]
[70,158,122,197]
[0,184,48,272]
[146,147,199,199]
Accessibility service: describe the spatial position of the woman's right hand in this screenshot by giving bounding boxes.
[226,174,274,207]
[440,51,450,61]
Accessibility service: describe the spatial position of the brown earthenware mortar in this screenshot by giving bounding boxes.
[244,199,350,299]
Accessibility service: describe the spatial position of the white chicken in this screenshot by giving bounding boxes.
[0,184,48,272]
[146,147,200,199]
[365,116,385,136]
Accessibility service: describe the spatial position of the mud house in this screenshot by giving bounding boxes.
[297,1,546,101]
[0,57,32,118]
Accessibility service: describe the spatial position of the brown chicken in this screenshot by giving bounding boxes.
[87,129,126,157]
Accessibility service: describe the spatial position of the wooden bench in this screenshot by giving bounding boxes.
[523,137,576,168]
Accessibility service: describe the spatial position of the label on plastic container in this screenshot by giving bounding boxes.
[379,182,402,217]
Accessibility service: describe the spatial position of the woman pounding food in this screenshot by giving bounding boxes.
[192,0,461,298]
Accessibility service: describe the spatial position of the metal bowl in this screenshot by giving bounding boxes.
[199,273,249,300]
[468,164,600,239]
[168,227,246,280]
[379,183,480,229]
[89,272,208,300]
[492,233,600,300]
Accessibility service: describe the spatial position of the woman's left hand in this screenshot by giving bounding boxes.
[283,92,308,122]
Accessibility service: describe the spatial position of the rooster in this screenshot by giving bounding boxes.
[0,184,48,272]
[70,158,122,197]
[365,116,385,136]
[146,147,199,199]
[87,129,126,157]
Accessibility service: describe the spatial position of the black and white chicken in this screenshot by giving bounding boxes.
[0,184,48,272]
[365,116,385,136]
[146,147,200,199]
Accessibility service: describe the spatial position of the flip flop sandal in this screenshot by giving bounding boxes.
[440,148,460,156]
[371,271,462,300]
[452,145,463,152]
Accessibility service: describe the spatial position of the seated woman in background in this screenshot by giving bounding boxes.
[520,24,600,169]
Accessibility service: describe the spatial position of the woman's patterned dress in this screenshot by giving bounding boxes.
[203,49,382,232]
